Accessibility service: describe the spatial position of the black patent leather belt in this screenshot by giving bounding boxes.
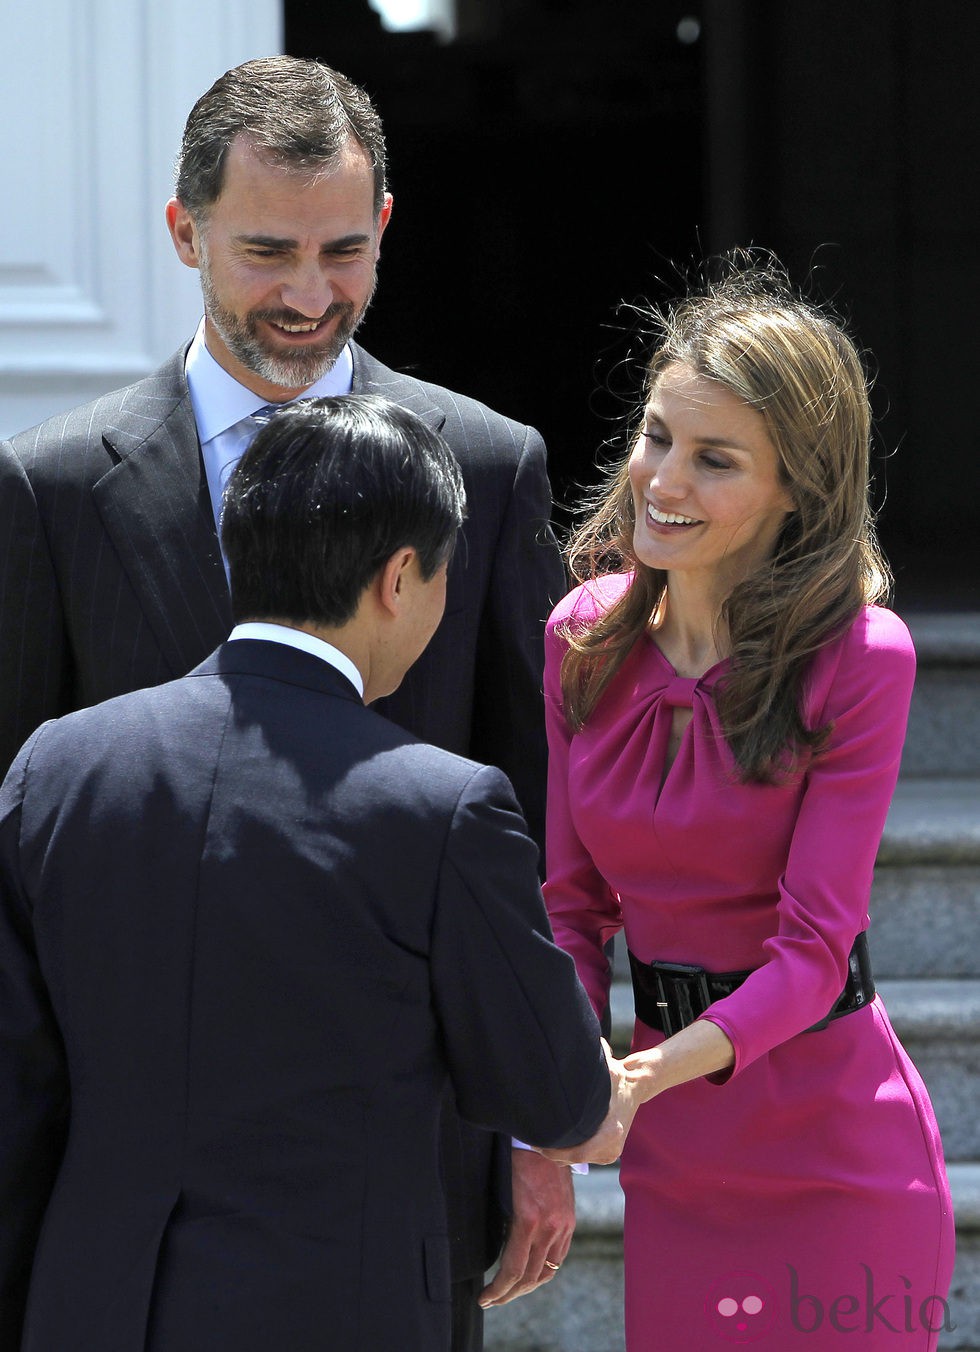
[628,931,875,1038]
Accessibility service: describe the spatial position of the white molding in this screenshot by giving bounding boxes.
[0,0,282,437]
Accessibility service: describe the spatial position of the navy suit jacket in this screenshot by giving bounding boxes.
[0,640,608,1352]
[0,343,566,1281]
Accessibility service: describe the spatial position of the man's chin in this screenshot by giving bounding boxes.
[252,342,347,390]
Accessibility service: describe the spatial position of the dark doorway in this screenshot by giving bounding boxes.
[284,1,705,532]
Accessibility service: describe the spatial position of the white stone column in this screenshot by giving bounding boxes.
[0,0,282,437]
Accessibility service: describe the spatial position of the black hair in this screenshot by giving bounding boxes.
[222,394,465,627]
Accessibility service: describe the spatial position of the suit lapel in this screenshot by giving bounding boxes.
[350,344,448,432]
[89,344,446,683]
[92,351,233,677]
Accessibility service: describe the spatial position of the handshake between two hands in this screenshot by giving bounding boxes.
[534,1038,645,1168]
[532,1018,733,1167]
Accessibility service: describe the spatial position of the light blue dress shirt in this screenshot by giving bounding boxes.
[184,320,355,537]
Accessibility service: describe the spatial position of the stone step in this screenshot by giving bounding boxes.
[606,978,980,1161]
[872,777,980,978]
[903,613,980,779]
[880,778,980,867]
[484,1163,980,1350]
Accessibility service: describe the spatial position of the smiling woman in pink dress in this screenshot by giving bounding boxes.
[540,261,955,1349]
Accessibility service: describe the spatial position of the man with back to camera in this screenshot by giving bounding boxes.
[0,394,623,1352]
[0,55,571,1344]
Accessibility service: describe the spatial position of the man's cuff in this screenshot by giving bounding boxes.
[512,1138,588,1174]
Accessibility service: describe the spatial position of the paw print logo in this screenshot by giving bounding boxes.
[704,1271,778,1343]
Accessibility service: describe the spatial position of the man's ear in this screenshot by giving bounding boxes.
[166,198,203,270]
[375,192,394,255]
[377,547,416,617]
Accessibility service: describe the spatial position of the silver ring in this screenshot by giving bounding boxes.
[544,1260,561,1272]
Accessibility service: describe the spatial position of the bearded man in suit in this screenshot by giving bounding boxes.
[0,56,570,1348]
[0,395,618,1352]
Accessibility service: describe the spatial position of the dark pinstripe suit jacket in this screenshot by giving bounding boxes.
[0,341,566,1280]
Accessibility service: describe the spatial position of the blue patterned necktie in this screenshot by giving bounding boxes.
[250,401,288,429]
[217,404,288,506]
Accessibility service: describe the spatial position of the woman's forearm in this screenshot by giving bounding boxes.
[624,1018,735,1104]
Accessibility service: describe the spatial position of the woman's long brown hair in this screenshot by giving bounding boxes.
[560,261,891,783]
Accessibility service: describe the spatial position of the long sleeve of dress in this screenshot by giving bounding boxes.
[541,583,624,1021]
[701,606,916,1074]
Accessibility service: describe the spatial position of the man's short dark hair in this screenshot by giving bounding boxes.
[222,394,466,627]
[175,55,387,217]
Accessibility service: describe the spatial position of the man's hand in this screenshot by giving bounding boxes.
[478,1151,576,1308]
[538,1039,641,1166]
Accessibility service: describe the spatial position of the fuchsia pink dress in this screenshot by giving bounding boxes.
[543,575,954,1350]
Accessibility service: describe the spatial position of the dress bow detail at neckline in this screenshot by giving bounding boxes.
[662,675,699,709]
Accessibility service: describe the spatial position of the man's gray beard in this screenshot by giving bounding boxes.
[199,261,375,390]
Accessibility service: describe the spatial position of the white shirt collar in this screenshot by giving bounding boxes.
[185,319,355,441]
[228,621,365,698]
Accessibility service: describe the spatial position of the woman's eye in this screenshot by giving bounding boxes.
[701,455,732,471]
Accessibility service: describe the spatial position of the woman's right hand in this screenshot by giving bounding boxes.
[537,1039,645,1166]
[539,1019,737,1165]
